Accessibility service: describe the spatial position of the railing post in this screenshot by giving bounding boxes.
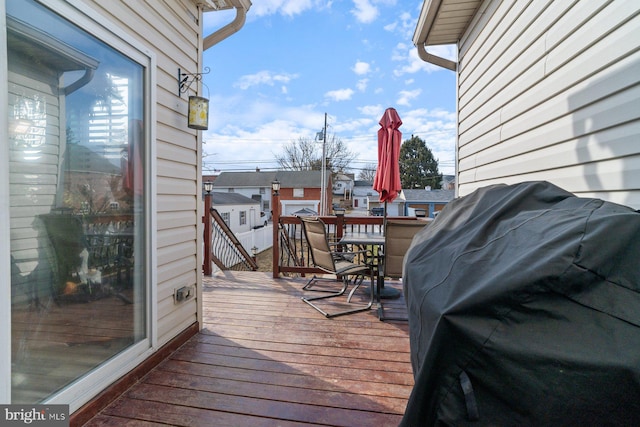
[271,183,281,279]
[335,210,345,242]
[203,190,212,276]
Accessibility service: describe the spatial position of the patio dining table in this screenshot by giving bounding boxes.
[339,231,401,302]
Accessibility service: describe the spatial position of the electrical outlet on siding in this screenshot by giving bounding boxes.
[174,285,195,304]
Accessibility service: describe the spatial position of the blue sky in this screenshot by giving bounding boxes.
[202,0,457,176]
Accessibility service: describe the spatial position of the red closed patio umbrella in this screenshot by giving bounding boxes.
[373,107,402,206]
[373,108,403,299]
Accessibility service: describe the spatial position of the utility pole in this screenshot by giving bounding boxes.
[320,112,327,216]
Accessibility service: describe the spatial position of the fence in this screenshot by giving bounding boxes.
[235,224,273,257]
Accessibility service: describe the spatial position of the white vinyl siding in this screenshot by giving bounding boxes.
[87,0,202,346]
[456,0,640,209]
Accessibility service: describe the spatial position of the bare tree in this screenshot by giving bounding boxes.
[275,135,356,173]
[358,163,377,182]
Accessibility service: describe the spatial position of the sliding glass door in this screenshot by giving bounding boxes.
[6,0,148,404]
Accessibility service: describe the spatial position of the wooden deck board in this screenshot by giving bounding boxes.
[83,271,413,426]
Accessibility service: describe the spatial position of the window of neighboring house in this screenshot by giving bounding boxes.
[228,188,234,193]
[262,201,269,211]
[239,211,246,225]
[6,0,148,406]
[221,212,230,225]
[259,187,265,194]
[293,188,304,198]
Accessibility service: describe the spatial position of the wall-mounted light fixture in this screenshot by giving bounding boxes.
[179,67,211,130]
[271,180,281,196]
[188,96,209,130]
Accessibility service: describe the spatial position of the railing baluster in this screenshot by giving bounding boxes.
[209,209,258,271]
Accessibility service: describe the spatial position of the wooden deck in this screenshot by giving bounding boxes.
[83,271,414,426]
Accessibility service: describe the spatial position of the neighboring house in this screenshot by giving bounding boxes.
[212,171,276,216]
[202,174,218,187]
[401,188,455,218]
[441,175,455,190]
[211,192,262,233]
[353,181,404,216]
[351,180,375,213]
[213,170,333,217]
[2,0,252,415]
[332,172,354,197]
[277,170,332,216]
[413,1,640,209]
[368,192,405,216]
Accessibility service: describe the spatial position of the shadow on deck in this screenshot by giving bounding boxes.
[83,271,413,426]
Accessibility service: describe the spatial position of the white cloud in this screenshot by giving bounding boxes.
[358,104,384,117]
[383,22,397,32]
[396,89,421,106]
[204,98,457,175]
[334,117,375,133]
[351,0,378,23]
[352,61,371,75]
[356,79,369,92]
[384,11,413,37]
[399,108,457,174]
[203,102,327,170]
[234,71,298,90]
[250,0,316,17]
[392,43,457,76]
[325,88,355,101]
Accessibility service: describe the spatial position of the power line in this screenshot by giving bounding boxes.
[204,128,455,144]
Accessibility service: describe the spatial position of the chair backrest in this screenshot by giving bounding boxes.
[384,220,428,278]
[39,214,87,290]
[300,217,336,273]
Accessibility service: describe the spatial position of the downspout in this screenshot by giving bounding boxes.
[63,68,95,95]
[416,44,456,71]
[203,5,248,50]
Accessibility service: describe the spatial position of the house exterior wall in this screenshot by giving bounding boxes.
[214,203,262,233]
[2,0,204,409]
[457,0,640,209]
[367,198,404,216]
[279,187,321,215]
[333,179,353,196]
[215,186,270,212]
[86,0,202,346]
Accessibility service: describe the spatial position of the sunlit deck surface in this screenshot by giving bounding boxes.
[84,271,413,426]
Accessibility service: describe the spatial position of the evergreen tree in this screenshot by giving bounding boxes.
[399,135,441,189]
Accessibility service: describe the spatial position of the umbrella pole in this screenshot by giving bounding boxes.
[383,200,387,235]
[378,199,400,299]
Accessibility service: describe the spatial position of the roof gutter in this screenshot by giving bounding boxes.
[202,0,251,51]
[413,0,457,71]
[416,44,456,71]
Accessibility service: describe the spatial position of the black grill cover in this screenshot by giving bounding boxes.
[401,181,640,426]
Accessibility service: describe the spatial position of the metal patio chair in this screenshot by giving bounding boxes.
[300,217,375,318]
[379,220,429,321]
